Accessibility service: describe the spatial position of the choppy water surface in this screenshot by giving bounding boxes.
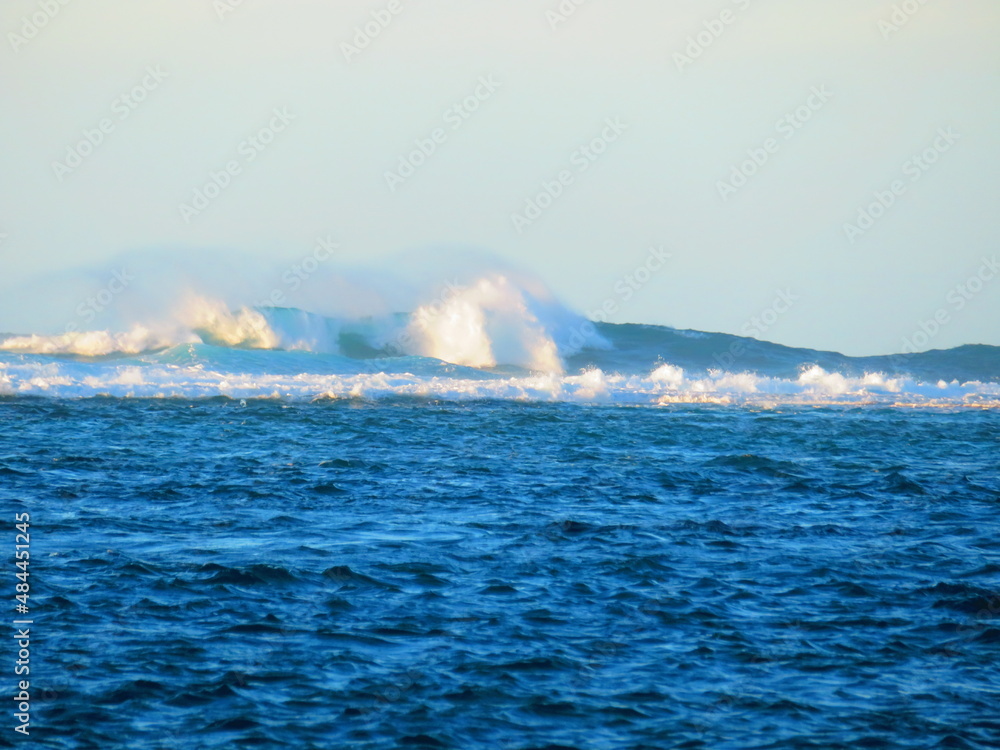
[5,399,1000,749]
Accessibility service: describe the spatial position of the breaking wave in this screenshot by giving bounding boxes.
[0,274,997,404]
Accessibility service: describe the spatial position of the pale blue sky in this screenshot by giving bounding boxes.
[1,0,998,355]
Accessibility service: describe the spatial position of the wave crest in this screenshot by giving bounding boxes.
[0,327,178,357]
[0,297,284,357]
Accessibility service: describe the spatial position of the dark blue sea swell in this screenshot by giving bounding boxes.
[3,398,1000,749]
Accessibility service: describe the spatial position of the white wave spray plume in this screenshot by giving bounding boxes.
[404,275,566,373]
[0,296,283,356]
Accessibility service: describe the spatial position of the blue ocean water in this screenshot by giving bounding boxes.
[4,397,1000,749]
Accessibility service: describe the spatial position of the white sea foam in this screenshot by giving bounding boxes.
[0,356,996,406]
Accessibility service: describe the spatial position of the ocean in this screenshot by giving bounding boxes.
[2,295,999,749]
